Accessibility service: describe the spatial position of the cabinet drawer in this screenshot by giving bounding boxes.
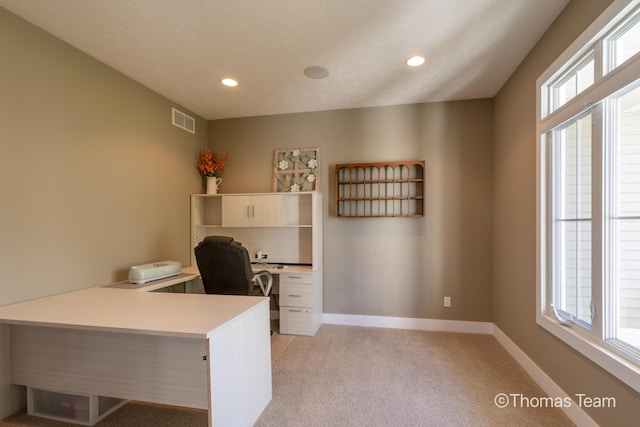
[280,307,314,336]
[279,274,312,285]
[279,283,313,307]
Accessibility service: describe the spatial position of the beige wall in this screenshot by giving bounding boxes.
[494,0,638,425]
[0,8,207,417]
[209,100,494,321]
[2,0,638,425]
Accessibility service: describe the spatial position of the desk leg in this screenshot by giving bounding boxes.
[1,324,24,419]
[206,299,272,427]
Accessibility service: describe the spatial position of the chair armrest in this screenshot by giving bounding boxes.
[252,270,273,296]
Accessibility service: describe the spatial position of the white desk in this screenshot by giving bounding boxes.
[101,267,202,292]
[0,284,272,426]
[101,264,314,293]
[104,264,321,338]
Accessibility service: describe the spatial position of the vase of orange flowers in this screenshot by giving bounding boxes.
[197,150,227,194]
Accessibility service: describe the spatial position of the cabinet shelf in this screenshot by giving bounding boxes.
[343,179,424,184]
[195,224,312,228]
[337,196,424,201]
[336,161,424,218]
[344,214,424,218]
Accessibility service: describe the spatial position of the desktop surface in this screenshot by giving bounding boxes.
[0,286,268,339]
[250,263,314,273]
[100,264,314,293]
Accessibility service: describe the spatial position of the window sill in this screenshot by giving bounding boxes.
[536,312,640,393]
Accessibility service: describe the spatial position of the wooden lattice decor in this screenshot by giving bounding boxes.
[273,148,319,192]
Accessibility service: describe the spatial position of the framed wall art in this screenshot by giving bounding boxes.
[272,148,319,192]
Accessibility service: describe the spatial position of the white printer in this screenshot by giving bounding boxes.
[128,260,182,284]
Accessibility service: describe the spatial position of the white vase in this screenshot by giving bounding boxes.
[206,176,222,194]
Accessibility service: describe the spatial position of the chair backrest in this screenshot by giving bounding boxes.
[194,236,254,295]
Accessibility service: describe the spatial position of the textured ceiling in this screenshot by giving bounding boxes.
[0,0,568,120]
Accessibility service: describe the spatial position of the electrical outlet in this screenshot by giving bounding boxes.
[444,296,451,307]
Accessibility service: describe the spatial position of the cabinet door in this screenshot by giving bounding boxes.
[221,195,283,227]
[221,196,252,227]
[251,195,283,227]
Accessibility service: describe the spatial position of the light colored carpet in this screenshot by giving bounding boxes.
[256,325,574,427]
[1,325,573,426]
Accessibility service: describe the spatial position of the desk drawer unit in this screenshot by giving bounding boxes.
[279,272,322,336]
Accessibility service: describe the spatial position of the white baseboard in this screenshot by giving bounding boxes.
[492,325,598,427]
[322,313,493,334]
[321,313,597,426]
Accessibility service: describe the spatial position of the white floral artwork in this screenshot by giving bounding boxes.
[273,148,319,192]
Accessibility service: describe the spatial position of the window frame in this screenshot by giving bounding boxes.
[546,52,596,116]
[550,109,596,330]
[537,0,640,394]
[603,83,640,362]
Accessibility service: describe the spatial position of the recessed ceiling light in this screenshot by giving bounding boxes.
[406,56,425,67]
[221,78,238,87]
[303,65,329,79]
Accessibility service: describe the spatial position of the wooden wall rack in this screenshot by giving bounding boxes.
[335,161,424,218]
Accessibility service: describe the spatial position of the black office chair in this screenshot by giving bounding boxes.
[194,236,273,297]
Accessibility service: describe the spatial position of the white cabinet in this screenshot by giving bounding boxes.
[190,192,323,336]
[279,271,323,336]
[221,195,283,227]
[191,193,320,266]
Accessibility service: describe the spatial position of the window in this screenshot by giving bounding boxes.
[552,112,593,328]
[608,10,640,71]
[546,53,595,115]
[538,0,640,393]
[608,84,640,355]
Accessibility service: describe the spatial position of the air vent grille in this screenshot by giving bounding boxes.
[172,108,195,134]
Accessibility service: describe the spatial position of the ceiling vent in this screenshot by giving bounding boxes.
[172,108,195,134]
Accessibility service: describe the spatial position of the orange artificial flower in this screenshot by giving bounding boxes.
[197,150,227,177]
